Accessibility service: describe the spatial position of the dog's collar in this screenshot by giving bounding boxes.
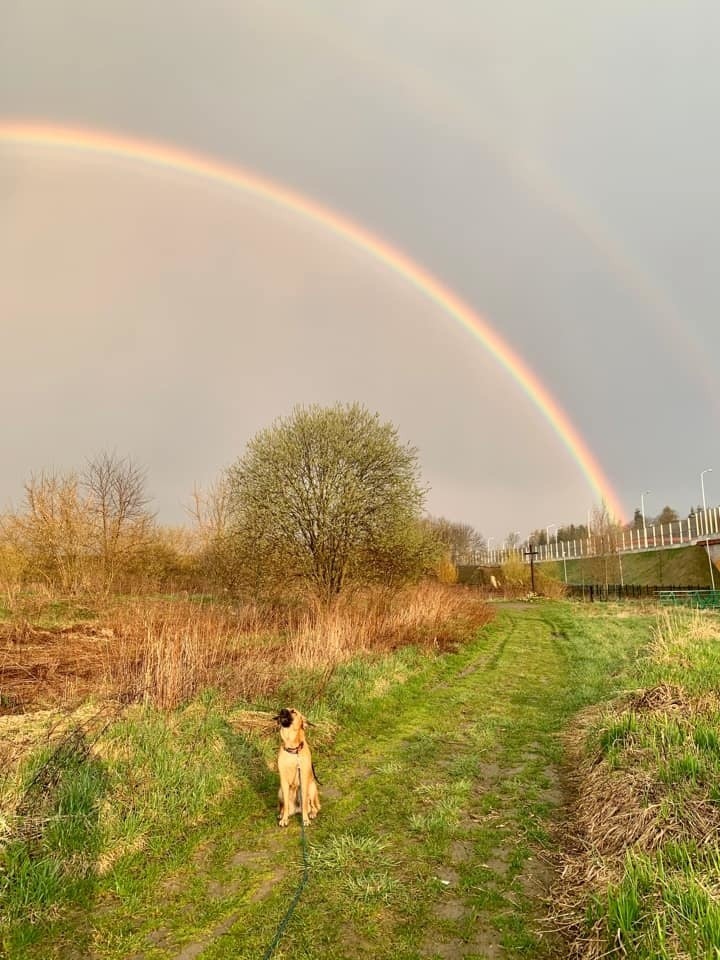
[283,743,304,754]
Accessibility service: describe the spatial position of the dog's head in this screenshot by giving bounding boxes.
[273,707,304,731]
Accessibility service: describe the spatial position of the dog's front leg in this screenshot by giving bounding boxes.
[300,767,310,826]
[279,776,291,827]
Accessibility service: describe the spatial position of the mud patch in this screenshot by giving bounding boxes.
[229,849,263,868]
[146,926,172,947]
[172,912,241,960]
[250,874,281,902]
[516,852,554,898]
[320,783,342,800]
[483,848,510,876]
[435,865,460,885]
[159,876,185,896]
[449,840,473,864]
[207,878,242,899]
[422,922,503,959]
[475,761,502,787]
[434,897,467,921]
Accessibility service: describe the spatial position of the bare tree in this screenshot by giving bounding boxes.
[424,516,485,564]
[0,513,29,607]
[184,478,237,591]
[590,502,623,589]
[17,471,92,593]
[187,477,231,549]
[82,452,154,590]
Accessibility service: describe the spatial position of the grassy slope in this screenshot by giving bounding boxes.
[2,603,654,960]
[540,544,716,587]
[565,608,720,959]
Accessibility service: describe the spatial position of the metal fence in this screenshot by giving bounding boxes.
[565,583,711,603]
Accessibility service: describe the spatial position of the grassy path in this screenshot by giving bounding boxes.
[16,602,652,960]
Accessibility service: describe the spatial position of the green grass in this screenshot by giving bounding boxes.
[0,595,99,627]
[540,543,717,587]
[1,602,656,959]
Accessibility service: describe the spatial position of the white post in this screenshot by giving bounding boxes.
[661,524,665,547]
[622,531,626,551]
[701,469,712,537]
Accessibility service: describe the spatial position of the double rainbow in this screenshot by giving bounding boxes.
[0,120,624,520]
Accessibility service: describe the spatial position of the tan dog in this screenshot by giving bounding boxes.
[273,707,321,827]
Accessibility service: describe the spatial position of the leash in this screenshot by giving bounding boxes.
[261,758,310,960]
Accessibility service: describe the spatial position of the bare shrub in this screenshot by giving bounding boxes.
[289,583,489,669]
[101,600,283,709]
[3,584,490,712]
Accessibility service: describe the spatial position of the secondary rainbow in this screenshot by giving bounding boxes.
[0,120,624,520]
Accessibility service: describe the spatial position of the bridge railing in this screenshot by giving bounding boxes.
[468,507,720,567]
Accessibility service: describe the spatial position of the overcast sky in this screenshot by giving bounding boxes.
[2,1,719,539]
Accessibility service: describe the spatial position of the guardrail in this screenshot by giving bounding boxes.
[657,589,720,609]
[564,584,710,603]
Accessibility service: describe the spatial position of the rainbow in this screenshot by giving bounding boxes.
[0,120,624,520]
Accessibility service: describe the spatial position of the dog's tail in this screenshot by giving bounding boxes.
[311,762,322,785]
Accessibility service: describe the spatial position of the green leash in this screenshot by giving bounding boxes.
[261,761,310,960]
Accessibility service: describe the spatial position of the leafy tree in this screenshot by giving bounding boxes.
[557,524,587,543]
[654,506,679,526]
[224,403,432,600]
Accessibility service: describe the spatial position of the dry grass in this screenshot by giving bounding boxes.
[0,583,491,713]
[289,582,490,667]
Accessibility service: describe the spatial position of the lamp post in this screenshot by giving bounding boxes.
[641,491,650,548]
[701,469,713,536]
[546,523,557,560]
[487,537,494,565]
[700,469,716,590]
[554,522,568,582]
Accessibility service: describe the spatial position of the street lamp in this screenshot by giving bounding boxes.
[641,491,650,546]
[701,469,713,535]
[546,523,558,560]
[700,469,716,590]
[554,522,569,583]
